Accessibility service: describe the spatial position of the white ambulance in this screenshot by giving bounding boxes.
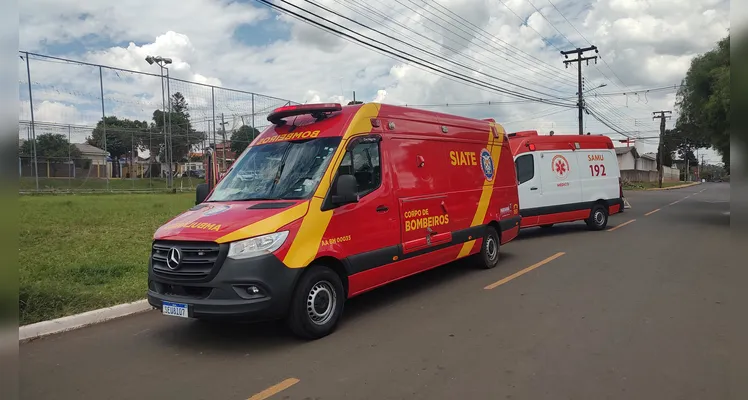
[507,130,624,230]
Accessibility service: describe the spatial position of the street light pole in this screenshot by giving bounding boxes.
[166,67,173,188]
[145,55,173,188]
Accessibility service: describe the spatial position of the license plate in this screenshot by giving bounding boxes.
[162,301,189,318]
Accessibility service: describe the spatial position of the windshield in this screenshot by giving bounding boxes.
[207,137,342,202]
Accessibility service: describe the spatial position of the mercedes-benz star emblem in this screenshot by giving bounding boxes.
[166,247,182,270]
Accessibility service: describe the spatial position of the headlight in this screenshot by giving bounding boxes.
[228,231,289,260]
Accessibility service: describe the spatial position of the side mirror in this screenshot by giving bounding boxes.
[196,183,210,205]
[331,174,358,205]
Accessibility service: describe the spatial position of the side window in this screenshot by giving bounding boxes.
[515,154,535,185]
[337,141,381,196]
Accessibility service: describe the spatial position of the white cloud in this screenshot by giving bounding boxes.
[18,0,729,162]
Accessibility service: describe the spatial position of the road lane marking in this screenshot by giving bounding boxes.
[645,208,660,216]
[668,200,682,206]
[607,219,636,232]
[247,378,300,400]
[484,252,565,290]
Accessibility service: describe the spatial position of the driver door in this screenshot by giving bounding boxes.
[322,135,399,278]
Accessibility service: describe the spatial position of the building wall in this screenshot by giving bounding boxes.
[617,153,636,170]
[621,167,680,183]
[636,157,657,171]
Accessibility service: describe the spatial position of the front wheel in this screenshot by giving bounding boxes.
[476,226,501,269]
[586,204,609,231]
[286,265,345,340]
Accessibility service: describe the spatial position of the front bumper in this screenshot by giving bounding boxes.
[148,252,302,322]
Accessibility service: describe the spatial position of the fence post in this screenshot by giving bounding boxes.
[99,66,109,191]
[251,94,255,133]
[68,124,72,189]
[212,87,216,150]
[25,52,39,191]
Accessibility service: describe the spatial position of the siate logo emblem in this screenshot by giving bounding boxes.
[479,148,495,181]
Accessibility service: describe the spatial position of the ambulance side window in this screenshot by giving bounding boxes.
[337,141,381,197]
[515,154,535,185]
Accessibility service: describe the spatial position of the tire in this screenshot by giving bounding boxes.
[586,204,609,231]
[286,265,345,340]
[476,226,501,269]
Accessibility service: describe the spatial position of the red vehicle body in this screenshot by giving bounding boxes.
[148,102,521,339]
[508,130,624,230]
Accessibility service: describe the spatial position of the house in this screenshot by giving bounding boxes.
[73,143,108,166]
[615,146,640,170]
[615,146,679,183]
[639,152,658,171]
[73,143,111,178]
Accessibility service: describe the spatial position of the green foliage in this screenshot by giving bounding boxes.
[87,116,147,159]
[675,34,730,167]
[20,132,82,160]
[149,92,207,163]
[230,125,260,156]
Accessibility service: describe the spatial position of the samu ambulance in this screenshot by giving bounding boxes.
[148,102,521,339]
[508,130,624,230]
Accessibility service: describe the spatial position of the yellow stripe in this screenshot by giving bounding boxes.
[246,378,300,400]
[215,201,310,243]
[282,103,382,268]
[457,123,506,259]
[484,252,565,290]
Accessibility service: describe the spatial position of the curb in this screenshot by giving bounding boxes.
[19,299,153,343]
[645,182,701,191]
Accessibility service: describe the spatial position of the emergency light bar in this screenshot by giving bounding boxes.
[267,103,343,125]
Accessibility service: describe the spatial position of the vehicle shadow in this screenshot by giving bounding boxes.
[512,223,591,241]
[150,252,517,352]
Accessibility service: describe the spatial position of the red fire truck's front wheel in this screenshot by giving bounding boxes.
[286,265,346,340]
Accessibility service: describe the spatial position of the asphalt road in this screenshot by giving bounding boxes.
[21,183,743,400]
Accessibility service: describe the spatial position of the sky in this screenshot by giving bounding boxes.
[18,0,729,164]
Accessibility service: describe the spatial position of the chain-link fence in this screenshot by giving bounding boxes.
[18,51,298,193]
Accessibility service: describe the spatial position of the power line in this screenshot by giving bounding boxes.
[255,0,577,106]
[307,0,571,97]
[415,0,576,85]
[526,0,575,46]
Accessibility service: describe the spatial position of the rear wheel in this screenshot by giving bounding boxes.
[586,204,609,231]
[286,265,345,340]
[476,226,501,269]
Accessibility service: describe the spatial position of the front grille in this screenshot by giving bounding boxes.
[151,241,222,282]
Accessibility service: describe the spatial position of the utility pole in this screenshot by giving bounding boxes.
[219,113,229,171]
[561,45,599,135]
[652,110,672,188]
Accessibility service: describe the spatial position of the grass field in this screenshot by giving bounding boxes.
[20,177,201,192]
[19,192,195,325]
[623,181,690,190]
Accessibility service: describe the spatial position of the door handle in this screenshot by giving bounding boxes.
[530,187,538,191]
[376,205,389,212]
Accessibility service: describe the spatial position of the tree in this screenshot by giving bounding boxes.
[87,116,148,178]
[149,92,207,168]
[675,34,730,168]
[20,133,82,175]
[230,125,260,156]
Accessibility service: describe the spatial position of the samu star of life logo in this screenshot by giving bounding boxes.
[551,154,570,180]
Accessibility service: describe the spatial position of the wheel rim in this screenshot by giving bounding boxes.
[485,236,498,262]
[307,281,337,326]
[594,210,605,225]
